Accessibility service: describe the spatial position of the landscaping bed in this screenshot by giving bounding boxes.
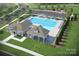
[14,35,23,39]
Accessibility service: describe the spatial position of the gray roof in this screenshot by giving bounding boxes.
[8,20,32,32]
[27,25,49,37]
[20,20,32,31]
[8,22,17,31]
[32,9,66,18]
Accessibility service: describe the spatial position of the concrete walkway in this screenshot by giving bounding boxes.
[0,41,43,56]
[12,37,26,42]
[3,35,14,42]
[2,34,26,42]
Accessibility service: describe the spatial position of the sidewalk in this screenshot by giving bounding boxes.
[12,37,26,42]
[0,41,43,56]
[3,35,14,42]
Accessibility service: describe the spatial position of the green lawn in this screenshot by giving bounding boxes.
[0,28,10,41]
[0,44,32,56]
[0,4,18,17]
[8,38,60,56]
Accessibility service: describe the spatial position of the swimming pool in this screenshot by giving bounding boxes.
[30,17,58,31]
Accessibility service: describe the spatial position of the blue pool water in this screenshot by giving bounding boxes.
[30,17,58,31]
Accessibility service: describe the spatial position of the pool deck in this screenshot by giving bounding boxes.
[48,20,64,37]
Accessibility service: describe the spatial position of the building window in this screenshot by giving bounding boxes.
[34,36,38,40]
[39,37,43,42]
[45,38,48,43]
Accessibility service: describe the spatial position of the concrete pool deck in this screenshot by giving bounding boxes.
[49,20,64,37]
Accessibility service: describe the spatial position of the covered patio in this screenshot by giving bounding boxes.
[26,34,46,43]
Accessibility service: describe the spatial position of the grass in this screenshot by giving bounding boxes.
[0,44,32,56]
[0,4,18,17]
[8,38,58,56]
[8,38,76,56]
[0,28,10,41]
